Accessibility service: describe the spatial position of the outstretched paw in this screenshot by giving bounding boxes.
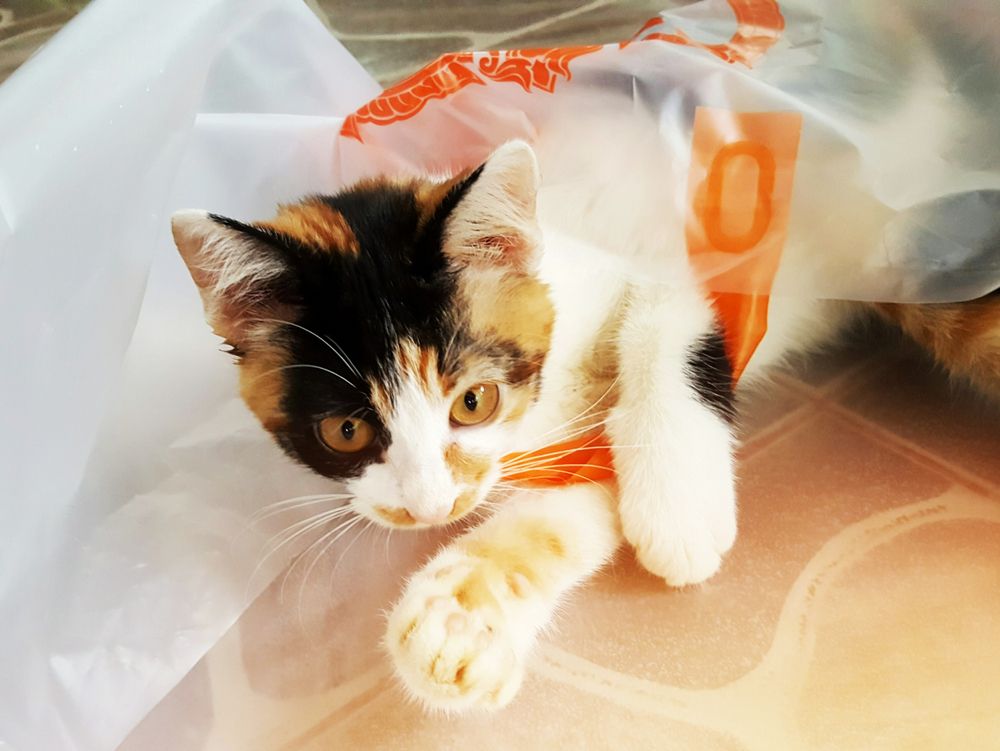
[386,554,526,710]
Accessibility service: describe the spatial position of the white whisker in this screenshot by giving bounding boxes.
[330,518,376,581]
[517,374,621,450]
[289,513,366,609]
[260,505,354,548]
[253,317,364,382]
[249,493,352,523]
[250,362,358,391]
[242,504,351,601]
[501,442,646,473]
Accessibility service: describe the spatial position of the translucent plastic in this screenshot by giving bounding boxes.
[0,1,997,749]
[335,1,1000,305]
[0,1,377,749]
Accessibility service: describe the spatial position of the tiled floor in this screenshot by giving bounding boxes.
[120,335,1000,750]
[7,2,999,750]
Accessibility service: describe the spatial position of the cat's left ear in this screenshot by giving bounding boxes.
[444,140,542,271]
[171,210,298,346]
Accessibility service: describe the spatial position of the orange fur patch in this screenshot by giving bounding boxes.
[260,200,359,255]
[398,617,418,646]
[454,270,554,428]
[444,444,491,485]
[462,270,554,357]
[395,339,445,399]
[457,518,569,605]
[448,489,479,521]
[874,298,1000,397]
[368,381,393,422]
[239,337,290,432]
[506,571,531,599]
[453,568,500,611]
[374,506,416,527]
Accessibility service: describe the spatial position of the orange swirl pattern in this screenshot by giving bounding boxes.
[340,1,783,141]
[341,46,602,142]
[340,53,481,141]
[476,46,602,93]
[628,0,784,66]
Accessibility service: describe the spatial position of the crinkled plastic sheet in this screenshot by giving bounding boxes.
[0,0,998,748]
[0,1,378,749]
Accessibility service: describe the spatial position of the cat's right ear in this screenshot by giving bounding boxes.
[443,140,542,272]
[171,210,297,347]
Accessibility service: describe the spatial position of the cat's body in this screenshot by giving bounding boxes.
[172,122,999,710]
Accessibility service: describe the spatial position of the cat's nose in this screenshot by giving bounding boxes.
[409,500,455,525]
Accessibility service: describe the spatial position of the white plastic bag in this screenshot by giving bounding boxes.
[0,1,377,748]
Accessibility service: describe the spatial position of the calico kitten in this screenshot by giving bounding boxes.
[171,137,1000,710]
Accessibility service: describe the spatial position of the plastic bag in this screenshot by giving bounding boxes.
[1,0,998,748]
[0,1,378,748]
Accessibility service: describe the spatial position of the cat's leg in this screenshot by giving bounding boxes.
[607,284,738,587]
[386,482,619,710]
[873,294,1000,399]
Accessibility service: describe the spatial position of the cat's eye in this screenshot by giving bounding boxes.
[317,416,375,453]
[450,383,501,427]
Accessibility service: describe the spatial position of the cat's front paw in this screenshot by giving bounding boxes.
[628,511,736,587]
[620,480,737,588]
[386,553,525,711]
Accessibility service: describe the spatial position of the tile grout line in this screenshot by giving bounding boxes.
[821,400,999,499]
[738,399,815,460]
[775,360,999,498]
[771,351,886,402]
[738,352,890,461]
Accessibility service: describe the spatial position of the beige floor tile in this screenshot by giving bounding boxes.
[736,378,808,440]
[798,518,1000,749]
[837,344,1000,490]
[551,410,953,689]
[311,675,746,751]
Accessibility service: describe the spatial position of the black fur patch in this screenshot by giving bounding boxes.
[686,330,735,423]
[216,171,484,479]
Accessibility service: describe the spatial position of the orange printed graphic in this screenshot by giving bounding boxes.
[703,141,776,253]
[341,46,601,142]
[686,107,803,380]
[628,0,784,67]
[340,54,480,141]
[340,1,784,141]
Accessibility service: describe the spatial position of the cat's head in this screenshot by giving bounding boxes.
[171,141,553,528]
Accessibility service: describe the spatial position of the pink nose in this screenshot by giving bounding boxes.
[409,503,454,525]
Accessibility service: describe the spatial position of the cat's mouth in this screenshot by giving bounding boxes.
[369,487,482,529]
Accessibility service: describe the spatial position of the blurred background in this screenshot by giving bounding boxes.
[0,0,687,85]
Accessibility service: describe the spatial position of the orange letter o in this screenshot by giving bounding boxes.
[702,141,776,253]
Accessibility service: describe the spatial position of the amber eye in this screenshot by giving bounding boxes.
[317,416,375,453]
[450,383,501,427]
